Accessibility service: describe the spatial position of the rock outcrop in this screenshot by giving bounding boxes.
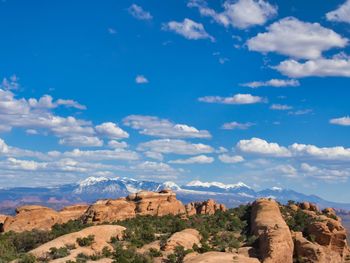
[59,205,89,223]
[0,214,8,224]
[251,198,294,263]
[29,225,125,261]
[3,205,62,232]
[184,252,260,263]
[185,199,227,216]
[2,190,226,232]
[163,228,201,251]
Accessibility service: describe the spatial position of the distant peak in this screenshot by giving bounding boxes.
[271,186,283,191]
[186,180,251,189]
[78,176,111,187]
[161,181,181,190]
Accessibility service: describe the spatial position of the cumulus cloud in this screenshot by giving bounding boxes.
[135,75,149,84]
[0,138,9,154]
[137,139,214,155]
[198,94,264,104]
[330,116,350,126]
[236,137,291,157]
[108,140,128,149]
[270,104,293,110]
[169,155,214,164]
[241,79,300,88]
[128,4,153,20]
[218,154,244,163]
[188,0,277,29]
[236,137,350,161]
[327,0,350,24]
[162,18,214,41]
[247,17,348,59]
[123,115,211,139]
[95,122,129,139]
[275,54,350,78]
[0,88,97,146]
[300,163,350,181]
[144,151,164,161]
[221,121,255,130]
[59,136,103,147]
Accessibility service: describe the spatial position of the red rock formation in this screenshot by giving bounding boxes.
[3,205,61,232]
[162,228,201,251]
[59,204,89,223]
[185,199,227,216]
[251,198,294,263]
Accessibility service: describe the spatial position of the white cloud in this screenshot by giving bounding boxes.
[288,109,313,115]
[0,138,9,154]
[270,104,293,110]
[95,122,129,139]
[131,161,177,174]
[137,139,214,155]
[327,0,350,24]
[128,4,153,20]
[236,137,350,162]
[236,137,291,157]
[1,75,19,90]
[123,115,211,139]
[218,154,244,163]
[271,164,297,177]
[188,0,277,29]
[275,54,350,78]
[162,18,214,41]
[144,151,164,161]
[198,94,264,104]
[169,155,214,164]
[247,17,348,59]
[221,121,255,130]
[135,75,149,84]
[59,136,103,147]
[57,148,139,161]
[290,143,350,161]
[241,79,300,88]
[300,163,350,181]
[108,140,128,149]
[330,116,350,126]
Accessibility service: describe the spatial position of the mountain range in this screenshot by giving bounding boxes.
[1,176,349,214]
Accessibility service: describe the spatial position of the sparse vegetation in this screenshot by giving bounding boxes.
[76,235,95,247]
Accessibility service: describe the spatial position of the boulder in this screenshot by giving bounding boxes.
[59,204,89,223]
[82,198,136,224]
[251,198,294,263]
[163,229,201,251]
[29,225,125,261]
[129,190,186,216]
[185,199,227,216]
[184,252,260,263]
[3,205,61,232]
[0,214,8,224]
[293,231,343,263]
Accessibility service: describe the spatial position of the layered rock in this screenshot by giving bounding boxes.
[82,198,136,224]
[163,228,201,251]
[184,252,260,263]
[2,190,227,232]
[29,225,125,261]
[128,190,186,217]
[185,199,227,216]
[3,205,62,232]
[251,198,294,263]
[59,204,89,223]
[293,231,343,263]
[0,214,8,225]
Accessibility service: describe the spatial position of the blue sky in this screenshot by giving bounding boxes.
[0,0,350,202]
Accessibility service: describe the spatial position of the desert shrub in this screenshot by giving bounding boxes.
[165,246,192,263]
[112,243,152,263]
[76,235,95,247]
[51,220,90,238]
[48,246,70,259]
[102,246,113,257]
[148,248,162,257]
[76,252,89,263]
[17,253,36,263]
[211,232,240,251]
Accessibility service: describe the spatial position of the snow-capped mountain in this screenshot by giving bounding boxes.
[183,180,255,195]
[1,176,350,214]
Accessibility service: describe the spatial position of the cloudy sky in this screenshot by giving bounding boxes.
[0,0,350,202]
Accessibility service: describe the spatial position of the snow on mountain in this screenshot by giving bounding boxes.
[159,181,181,191]
[186,180,251,189]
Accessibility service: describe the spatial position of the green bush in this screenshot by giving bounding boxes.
[48,246,70,259]
[76,235,95,247]
[112,243,152,263]
[165,246,192,263]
